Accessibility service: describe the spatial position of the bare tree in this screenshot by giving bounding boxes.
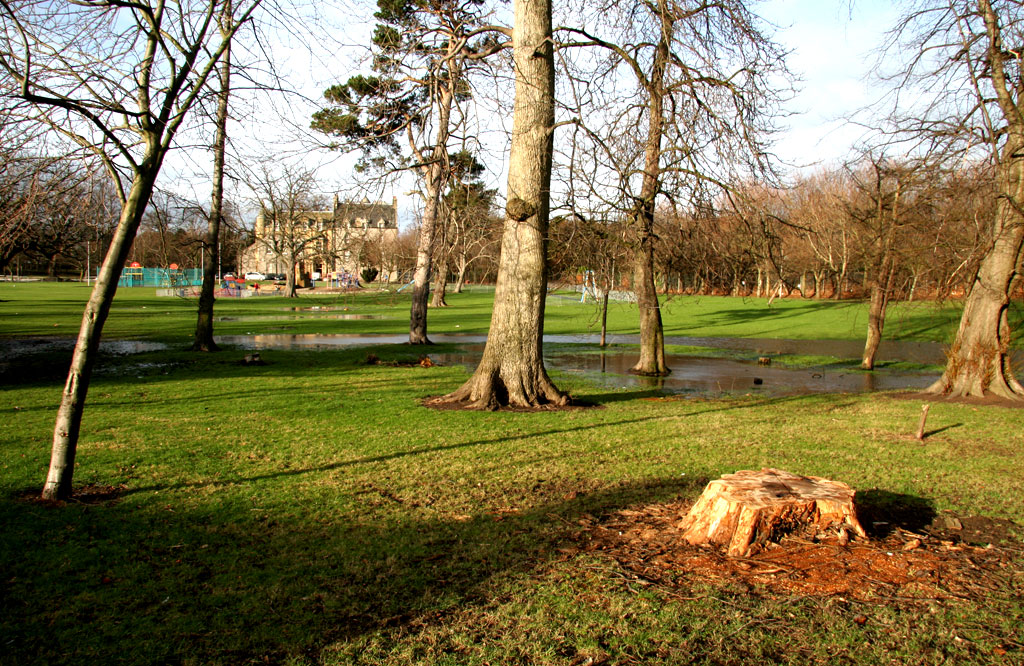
[842,156,929,369]
[560,0,790,375]
[243,162,327,298]
[0,0,261,500]
[880,0,1024,398]
[193,0,235,352]
[432,150,494,305]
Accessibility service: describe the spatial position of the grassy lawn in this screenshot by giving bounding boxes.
[0,281,987,344]
[1,283,1022,664]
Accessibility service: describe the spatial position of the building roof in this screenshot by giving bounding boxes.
[334,199,397,225]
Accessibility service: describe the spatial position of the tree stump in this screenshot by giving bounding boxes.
[679,468,867,557]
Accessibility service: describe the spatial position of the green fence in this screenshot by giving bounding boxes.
[115,267,203,287]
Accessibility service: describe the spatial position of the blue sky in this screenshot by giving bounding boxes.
[758,0,902,170]
[165,0,904,215]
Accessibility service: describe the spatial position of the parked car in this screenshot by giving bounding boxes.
[244,271,266,281]
[222,272,236,279]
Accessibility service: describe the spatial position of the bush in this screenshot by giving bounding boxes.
[360,267,379,283]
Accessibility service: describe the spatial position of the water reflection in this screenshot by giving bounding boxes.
[7,331,1008,397]
[216,333,944,397]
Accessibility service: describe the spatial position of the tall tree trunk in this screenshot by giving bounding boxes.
[632,233,667,374]
[409,74,455,343]
[630,0,671,377]
[926,4,1024,400]
[926,139,1024,398]
[409,169,441,343]
[285,251,298,297]
[862,179,899,370]
[432,207,450,307]
[44,162,159,500]
[193,10,231,352]
[431,0,565,409]
[432,249,449,307]
[453,255,468,293]
[861,259,894,370]
[600,279,610,347]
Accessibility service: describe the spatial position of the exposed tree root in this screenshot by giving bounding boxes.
[631,366,670,378]
[925,344,1024,401]
[426,366,570,411]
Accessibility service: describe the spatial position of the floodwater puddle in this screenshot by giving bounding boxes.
[215,333,955,397]
[6,331,1014,397]
[0,337,169,356]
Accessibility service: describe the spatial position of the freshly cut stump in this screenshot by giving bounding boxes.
[680,468,867,557]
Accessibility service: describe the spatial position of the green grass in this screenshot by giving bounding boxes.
[1,283,1023,664]
[0,281,994,345]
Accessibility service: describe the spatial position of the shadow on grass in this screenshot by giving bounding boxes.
[122,414,673,496]
[923,423,963,438]
[855,488,937,537]
[0,475,702,665]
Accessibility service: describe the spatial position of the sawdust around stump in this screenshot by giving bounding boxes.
[574,499,1022,601]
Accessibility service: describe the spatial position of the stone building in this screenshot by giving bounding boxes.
[240,196,399,283]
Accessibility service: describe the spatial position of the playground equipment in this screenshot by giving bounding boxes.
[117,262,202,288]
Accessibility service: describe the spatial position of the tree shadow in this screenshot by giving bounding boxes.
[923,423,962,438]
[854,488,937,537]
[121,414,671,496]
[0,474,702,665]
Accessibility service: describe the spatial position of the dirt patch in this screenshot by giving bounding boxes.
[574,499,1022,601]
[16,483,126,507]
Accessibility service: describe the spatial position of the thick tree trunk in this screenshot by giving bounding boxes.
[600,283,610,348]
[193,22,230,352]
[430,0,566,410]
[409,71,455,343]
[927,136,1024,398]
[285,253,298,297]
[44,163,159,500]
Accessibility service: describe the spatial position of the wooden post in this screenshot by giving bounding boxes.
[915,404,931,441]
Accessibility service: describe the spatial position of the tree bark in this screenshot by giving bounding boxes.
[429,0,566,410]
[453,256,468,293]
[409,65,456,344]
[431,249,449,307]
[925,3,1024,400]
[861,260,893,370]
[44,162,160,500]
[193,8,232,352]
[409,166,441,343]
[630,0,671,377]
[862,180,899,371]
[926,214,1024,397]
